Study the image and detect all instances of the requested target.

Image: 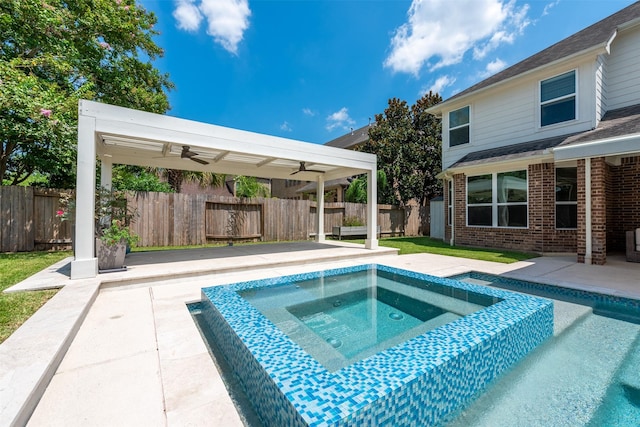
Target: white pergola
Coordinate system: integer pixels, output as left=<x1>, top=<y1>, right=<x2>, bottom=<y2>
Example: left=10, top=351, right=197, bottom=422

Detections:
left=71, top=100, right=378, bottom=279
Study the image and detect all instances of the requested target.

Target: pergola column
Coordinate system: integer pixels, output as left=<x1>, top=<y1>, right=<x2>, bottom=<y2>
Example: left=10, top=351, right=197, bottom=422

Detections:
left=70, top=115, right=98, bottom=279
left=315, top=175, right=325, bottom=242
left=365, top=168, right=378, bottom=249
left=101, top=157, right=113, bottom=190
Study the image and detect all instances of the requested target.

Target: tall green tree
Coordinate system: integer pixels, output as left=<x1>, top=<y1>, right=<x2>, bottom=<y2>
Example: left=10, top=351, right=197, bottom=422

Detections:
left=359, top=92, right=443, bottom=206
left=0, top=0, right=173, bottom=186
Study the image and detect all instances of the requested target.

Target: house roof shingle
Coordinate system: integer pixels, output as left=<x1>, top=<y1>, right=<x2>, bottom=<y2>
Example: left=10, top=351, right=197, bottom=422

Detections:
left=440, top=1, right=640, bottom=107
left=324, top=124, right=372, bottom=149
left=450, top=103, right=640, bottom=169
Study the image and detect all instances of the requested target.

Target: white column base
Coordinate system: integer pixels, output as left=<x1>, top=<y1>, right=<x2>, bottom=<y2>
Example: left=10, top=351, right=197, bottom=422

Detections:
left=71, top=258, right=98, bottom=279
left=365, top=238, right=378, bottom=249
left=315, top=233, right=326, bottom=243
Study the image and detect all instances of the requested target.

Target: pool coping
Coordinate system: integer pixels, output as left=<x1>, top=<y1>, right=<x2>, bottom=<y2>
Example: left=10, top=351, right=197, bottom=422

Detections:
left=201, top=263, right=555, bottom=426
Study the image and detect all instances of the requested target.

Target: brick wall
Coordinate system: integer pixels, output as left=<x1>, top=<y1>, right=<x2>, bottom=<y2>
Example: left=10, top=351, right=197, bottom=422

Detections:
left=451, top=164, right=577, bottom=254
left=447, top=155, right=639, bottom=260
left=590, top=157, right=607, bottom=265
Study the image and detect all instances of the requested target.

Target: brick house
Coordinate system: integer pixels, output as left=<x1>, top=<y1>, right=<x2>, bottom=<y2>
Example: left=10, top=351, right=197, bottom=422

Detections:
left=427, top=2, right=640, bottom=265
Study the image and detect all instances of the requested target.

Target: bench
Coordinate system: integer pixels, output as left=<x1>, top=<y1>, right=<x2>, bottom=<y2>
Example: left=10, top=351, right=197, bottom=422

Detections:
left=332, top=226, right=381, bottom=240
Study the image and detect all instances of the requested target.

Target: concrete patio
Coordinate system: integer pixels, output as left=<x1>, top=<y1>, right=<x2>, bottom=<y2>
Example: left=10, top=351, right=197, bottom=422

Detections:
left=2, top=241, right=640, bottom=426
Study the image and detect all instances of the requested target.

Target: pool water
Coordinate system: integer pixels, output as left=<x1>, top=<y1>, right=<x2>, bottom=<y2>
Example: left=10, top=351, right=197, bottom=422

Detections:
left=240, top=269, right=499, bottom=370
left=289, top=288, right=429, bottom=359
left=448, top=272, right=640, bottom=426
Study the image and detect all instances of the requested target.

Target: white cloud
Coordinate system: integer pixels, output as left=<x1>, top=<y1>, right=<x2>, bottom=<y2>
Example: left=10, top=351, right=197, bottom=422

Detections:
left=484, top=58, right=507, bottom=76
left=425, top=75, right=456, bottom=95
left=173, top=0, right=203, bottom=31
left=280, top=121, right=292, bottom=132
left=302, top=108, right=316, bottom=117
left=326, top=107, right=355, bottom=132
left=542, top=0, right=561, bottom=16
left=173, top=0, right=251, bottom=55
left=384, top=0, right=530, bottom=76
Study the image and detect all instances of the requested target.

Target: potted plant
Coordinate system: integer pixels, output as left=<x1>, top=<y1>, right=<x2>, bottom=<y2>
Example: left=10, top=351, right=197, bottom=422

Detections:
left=94, top=188, right=139, bottom=272
left=332, top=216, right=380, bottom=240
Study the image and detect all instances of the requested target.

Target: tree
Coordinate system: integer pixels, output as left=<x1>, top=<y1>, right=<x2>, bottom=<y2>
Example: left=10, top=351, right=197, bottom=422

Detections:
left=234, top=176, right=270, bottom=198
left=111, top=165, right=173, bottom=193
left=344, top=170, right=388, bottom=204
left=359, top=92, right=443, bottom=206
left=160, top=169, right=226, bottom=193
left=0, top=0, right=173, bottom=186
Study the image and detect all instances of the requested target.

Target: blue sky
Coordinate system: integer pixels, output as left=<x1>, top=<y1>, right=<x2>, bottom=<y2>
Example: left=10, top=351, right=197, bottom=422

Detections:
left=142, top=0, right=636, bottom=144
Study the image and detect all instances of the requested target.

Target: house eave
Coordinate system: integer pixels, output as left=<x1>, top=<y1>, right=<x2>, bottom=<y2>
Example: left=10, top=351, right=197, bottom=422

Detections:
left=442, top=153, right=555, bottom=176
left=553, top=132, right=640, bottom=161
left=426, top=40, right=613, bottom=117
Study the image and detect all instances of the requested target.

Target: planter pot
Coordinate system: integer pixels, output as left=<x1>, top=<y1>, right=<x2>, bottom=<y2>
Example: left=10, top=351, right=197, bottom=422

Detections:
left=95, top=238, right=127, bottom=272
left=332, top=225, right=381, bottom=240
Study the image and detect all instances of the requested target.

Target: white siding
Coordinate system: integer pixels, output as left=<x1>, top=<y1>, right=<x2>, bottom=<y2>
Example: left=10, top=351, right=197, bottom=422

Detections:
left=443, top=62, right=597, bottom=169
left=606, top=28, right=640, bottom=110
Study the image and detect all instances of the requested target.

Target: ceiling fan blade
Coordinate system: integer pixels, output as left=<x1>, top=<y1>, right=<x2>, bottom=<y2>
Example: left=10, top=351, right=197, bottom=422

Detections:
left=190, top=157, right=209, bottom=165
left=290, top=170, right=301, bottom=175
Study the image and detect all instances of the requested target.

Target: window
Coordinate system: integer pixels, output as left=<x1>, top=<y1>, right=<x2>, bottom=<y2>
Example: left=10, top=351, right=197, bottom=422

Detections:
left=556, top=167, right=577, bottom=229
left=467, top=174, right=492, bottom=226
left=449, top=106, right=469, bottom=146
left=448, top=180, right=453, bottom=226
left=540, top=70, right=575, bottom=126
left=467, top=171, right=528, bottom=227
left=497, top=171, right=528, bottom=227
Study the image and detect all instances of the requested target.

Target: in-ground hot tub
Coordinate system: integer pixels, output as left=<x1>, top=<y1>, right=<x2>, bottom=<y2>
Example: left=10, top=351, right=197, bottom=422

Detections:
left=199, top=264, right=553, bottom=426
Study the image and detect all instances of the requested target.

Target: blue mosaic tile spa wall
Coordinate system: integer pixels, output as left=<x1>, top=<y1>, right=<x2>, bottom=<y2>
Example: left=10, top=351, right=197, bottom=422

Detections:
left=200, top=265, right=554, bottom=426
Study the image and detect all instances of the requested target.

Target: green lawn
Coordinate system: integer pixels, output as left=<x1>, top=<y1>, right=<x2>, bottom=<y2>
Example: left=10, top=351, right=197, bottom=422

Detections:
left=349, top=236, right=538, bottom=263
left=0, top=251, right=71, bottom=343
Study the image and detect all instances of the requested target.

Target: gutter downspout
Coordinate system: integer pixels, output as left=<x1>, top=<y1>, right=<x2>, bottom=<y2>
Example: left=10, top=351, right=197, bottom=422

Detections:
left=450, top=177, right=455, bottom=246
left=584, top=159, right=592, bottom=265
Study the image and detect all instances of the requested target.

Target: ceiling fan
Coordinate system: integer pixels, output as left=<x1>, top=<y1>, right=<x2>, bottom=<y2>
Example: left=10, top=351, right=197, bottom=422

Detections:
left=291, top=161, right=325, bottom=175
left=181, top=146, right=209, bottom=165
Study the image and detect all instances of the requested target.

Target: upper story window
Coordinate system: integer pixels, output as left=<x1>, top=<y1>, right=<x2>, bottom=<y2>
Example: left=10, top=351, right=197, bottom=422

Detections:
left=449, top=106, right=470, bottom=146
left=540, top=70, right=576, bottom=127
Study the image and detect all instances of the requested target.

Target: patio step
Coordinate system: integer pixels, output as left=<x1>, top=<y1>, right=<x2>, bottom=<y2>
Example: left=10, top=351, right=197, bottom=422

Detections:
left=99, top=243, right=398, bottom=289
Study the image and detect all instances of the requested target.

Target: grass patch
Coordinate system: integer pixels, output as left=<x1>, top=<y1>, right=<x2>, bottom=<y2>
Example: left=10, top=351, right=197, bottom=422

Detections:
left=348, top=236, right=537, bottom=263
left=0, top=251, right=71, bottom=343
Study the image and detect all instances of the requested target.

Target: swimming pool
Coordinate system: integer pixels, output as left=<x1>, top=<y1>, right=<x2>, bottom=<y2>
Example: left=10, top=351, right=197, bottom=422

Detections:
left=198, top=264, right=553, bottom=426
left=239, top=268, right=501, bottom=371
left=447, top=272, right=640, bottom=426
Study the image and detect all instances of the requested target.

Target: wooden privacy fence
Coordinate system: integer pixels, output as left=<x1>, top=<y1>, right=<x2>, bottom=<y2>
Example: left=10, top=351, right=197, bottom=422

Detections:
left=0, top=187, right=430, bottom=252
left=0, top=186, right=73, bottom=252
